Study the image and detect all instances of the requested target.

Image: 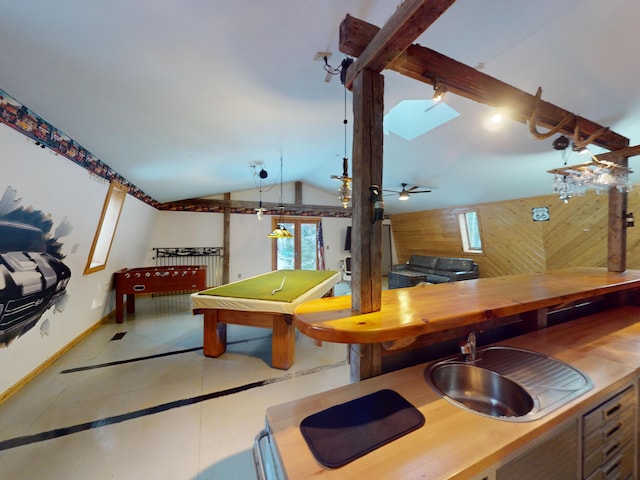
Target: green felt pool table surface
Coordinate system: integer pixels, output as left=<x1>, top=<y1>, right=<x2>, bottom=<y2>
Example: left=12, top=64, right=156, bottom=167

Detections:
left=198, top=269, right=338, bottom=303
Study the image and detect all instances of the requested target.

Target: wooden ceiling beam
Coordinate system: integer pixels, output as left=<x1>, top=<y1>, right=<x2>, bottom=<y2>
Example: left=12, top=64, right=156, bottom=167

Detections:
left=342, top=0, right=456, bottom=88
left=340, top=14, right=629, bottom=152
left=158, top=198, right=351, bottom=216
left=595, top=145, right=640, bottom=163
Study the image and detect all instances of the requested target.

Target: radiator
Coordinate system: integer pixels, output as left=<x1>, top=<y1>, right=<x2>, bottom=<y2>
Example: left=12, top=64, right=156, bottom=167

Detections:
left=153, top=247, right=223, bottom=288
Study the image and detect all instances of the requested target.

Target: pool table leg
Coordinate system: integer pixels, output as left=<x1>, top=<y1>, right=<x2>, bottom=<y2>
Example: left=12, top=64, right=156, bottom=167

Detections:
left=271, top=314, right=295, bottom=370
left=203, top=310, right=227, bottom=357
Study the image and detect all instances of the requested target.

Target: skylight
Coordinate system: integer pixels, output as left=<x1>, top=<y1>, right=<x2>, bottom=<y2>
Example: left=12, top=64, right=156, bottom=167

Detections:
left=383, top=99, right=459, bottom=141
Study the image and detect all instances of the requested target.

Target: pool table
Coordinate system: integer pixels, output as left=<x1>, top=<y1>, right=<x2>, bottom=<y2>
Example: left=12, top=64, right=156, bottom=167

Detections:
left=191, top=269, right=341, bottom=369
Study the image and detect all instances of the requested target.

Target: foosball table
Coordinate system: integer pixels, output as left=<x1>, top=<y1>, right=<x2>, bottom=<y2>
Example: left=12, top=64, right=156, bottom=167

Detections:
left=114, top=265, right=207, bottom=323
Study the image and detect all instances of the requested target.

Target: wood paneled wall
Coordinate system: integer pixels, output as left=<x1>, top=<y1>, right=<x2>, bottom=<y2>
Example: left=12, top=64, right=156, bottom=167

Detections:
left=390, top=189, right=640, bottom=278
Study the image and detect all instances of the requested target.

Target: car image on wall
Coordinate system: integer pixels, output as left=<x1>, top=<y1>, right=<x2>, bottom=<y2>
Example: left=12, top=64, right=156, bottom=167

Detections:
left=0, top=220, right=71, bottom=346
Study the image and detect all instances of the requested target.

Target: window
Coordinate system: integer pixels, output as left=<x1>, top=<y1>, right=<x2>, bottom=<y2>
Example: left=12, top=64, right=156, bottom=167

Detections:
left=458, top=210, right=483, bottom=253
left=271, top=217, right=321, bottom=270
left=84, top=181, right=126, bottom=274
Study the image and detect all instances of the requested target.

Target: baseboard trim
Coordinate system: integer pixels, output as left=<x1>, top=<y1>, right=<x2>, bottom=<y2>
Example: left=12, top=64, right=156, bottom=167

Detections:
left=0, top=311, right=114, bottom=405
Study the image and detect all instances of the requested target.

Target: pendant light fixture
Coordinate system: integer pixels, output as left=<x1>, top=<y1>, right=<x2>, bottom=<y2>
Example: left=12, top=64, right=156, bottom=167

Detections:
left=267, top=155, right=294, bottom=238
left=253, top=165, right=268, bottom=221
left=331, top=86, right=352, bottom=208
left=255, top=190, right=266, bottom=220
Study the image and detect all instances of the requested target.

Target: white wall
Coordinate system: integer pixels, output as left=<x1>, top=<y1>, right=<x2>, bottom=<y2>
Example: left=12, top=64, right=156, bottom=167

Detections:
left=148, top=187, right=352, bottom=282
left=145, top=210, right=224, bottom=264
left=0, top=124, right=155, bottom=393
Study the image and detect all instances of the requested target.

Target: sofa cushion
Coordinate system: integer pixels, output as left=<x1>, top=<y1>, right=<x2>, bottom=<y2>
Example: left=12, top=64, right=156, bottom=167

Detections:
left=435, top=257, right=476, bottom=272
left=408, top=255, right=439, bottom=269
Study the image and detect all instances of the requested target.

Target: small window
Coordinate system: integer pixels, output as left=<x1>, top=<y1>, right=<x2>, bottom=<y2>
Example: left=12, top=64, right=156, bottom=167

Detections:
left=458, top=210, right=482, bottom=253
left=84, top=181, right=126, bottom=274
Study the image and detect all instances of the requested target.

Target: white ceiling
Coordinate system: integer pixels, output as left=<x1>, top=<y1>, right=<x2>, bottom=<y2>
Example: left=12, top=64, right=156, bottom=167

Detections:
left=1, top=0, right=639, bottom=214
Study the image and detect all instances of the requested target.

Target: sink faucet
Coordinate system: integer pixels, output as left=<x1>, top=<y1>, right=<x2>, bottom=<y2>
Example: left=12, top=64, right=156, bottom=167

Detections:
left=460, top=331, right=477, bottom=363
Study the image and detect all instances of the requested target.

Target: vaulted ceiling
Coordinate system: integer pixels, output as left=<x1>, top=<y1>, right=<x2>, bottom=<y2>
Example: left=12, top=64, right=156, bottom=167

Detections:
left=1, top=0, right=639, bottom=214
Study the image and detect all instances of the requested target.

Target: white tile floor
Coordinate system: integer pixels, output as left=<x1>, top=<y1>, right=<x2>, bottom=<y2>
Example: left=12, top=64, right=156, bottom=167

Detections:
left=0, top=280, right=355, bottom=480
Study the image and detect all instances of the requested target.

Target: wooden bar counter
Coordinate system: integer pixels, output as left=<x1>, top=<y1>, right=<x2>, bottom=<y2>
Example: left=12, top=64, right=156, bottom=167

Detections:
left=294, top=268, right=640, bottom=344
left=294, top=268, right=640, bottom=379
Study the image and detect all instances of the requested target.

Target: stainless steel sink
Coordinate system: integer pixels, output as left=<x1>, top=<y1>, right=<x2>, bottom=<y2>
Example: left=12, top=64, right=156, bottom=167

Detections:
left=425, top=346, right=593, bottom=421
left=430, top=363, right=535, bottom=418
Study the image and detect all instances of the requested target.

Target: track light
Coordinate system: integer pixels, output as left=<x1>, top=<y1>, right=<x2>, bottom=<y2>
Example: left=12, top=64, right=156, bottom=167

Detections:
left=432, top=83, right=447, bottom=103
left=572, top=143, right=590, bottom=155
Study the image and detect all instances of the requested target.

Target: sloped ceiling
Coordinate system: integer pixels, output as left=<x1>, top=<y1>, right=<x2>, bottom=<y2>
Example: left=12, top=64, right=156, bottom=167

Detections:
left=1, top=0, right=639, bottom=214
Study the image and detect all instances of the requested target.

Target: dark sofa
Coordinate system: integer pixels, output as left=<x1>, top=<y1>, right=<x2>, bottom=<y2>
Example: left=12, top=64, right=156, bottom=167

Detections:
left=389, top=255, right=479, bottom=289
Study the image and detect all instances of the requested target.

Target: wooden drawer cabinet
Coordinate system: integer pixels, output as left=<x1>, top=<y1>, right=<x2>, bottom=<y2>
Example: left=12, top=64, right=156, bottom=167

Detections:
left=582, top=386, right=635, bottom=479
left=584, top=441, right=634, bottom=480
left=583, top=408, right=634, bottom=476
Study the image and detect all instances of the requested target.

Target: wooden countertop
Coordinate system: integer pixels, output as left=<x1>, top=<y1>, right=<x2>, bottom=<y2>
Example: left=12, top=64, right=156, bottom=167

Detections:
left=267, top=305, right=640, bottom=479
left=294, top=267, right=640, bottom=344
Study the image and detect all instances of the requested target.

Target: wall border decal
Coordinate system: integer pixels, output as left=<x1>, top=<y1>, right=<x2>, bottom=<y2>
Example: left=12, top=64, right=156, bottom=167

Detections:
left=0, top=88, right=160, bottom=208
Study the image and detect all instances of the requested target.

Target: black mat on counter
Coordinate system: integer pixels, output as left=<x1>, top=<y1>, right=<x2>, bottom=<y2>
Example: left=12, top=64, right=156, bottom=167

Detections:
left=299, top=389, right=425, bottom=468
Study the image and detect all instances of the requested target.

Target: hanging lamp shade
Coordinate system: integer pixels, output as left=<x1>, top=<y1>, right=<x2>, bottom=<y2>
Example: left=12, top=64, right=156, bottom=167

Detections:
left=268, top=157, right=293, bottom=239
left=267, top=224, right=294, bottom=238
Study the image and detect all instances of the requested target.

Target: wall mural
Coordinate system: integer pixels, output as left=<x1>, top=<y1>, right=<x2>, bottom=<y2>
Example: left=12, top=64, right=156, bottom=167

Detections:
left=0, top=186, right=72, bottom=346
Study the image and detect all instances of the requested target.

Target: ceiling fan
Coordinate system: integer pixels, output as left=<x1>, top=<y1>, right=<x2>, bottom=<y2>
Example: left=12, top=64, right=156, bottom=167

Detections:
left=383, top=183, right=431, bottom=201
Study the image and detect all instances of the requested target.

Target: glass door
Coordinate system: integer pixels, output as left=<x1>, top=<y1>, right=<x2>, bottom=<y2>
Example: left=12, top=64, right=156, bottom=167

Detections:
left=275, top=221, right=295, bottom=270
left=299, top=222, right=318, bottom=270
left=272, top=217, right=320, bottom=270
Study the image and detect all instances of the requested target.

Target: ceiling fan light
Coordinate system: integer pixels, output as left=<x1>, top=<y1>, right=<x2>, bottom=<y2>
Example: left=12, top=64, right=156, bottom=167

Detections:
left=398, top=191, right=410, bottom=201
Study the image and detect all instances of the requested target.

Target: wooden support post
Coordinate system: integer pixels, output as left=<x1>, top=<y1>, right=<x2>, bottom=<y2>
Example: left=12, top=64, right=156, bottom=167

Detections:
left=351, top=69, right=384, bottom=314
left=295, top=181, right=303, bottom=204
left=349, top=343, right=382, bottom=383
left=608, top=187, right=627, bottom=272
left=521, top=308, right=548, bottom=332
left=349, top=69, right=385, bottom=381
left=223, top=192, right=230, bottom=285
left=607, top=158, right=628, bottom=272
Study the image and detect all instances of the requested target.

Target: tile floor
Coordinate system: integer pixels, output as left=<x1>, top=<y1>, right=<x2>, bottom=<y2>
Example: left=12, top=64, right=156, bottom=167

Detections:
left=0, top=280, right=356, bottom=480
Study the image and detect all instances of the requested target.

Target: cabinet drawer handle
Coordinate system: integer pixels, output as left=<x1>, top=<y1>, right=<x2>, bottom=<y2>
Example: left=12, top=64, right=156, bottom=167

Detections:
left=604, top=422, right=622, bottom=439
left=604, top=441, right=620, bottom=460
left=603, top=403, right=621, bottom=420
left=603, top=455, right=622, bottom=480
